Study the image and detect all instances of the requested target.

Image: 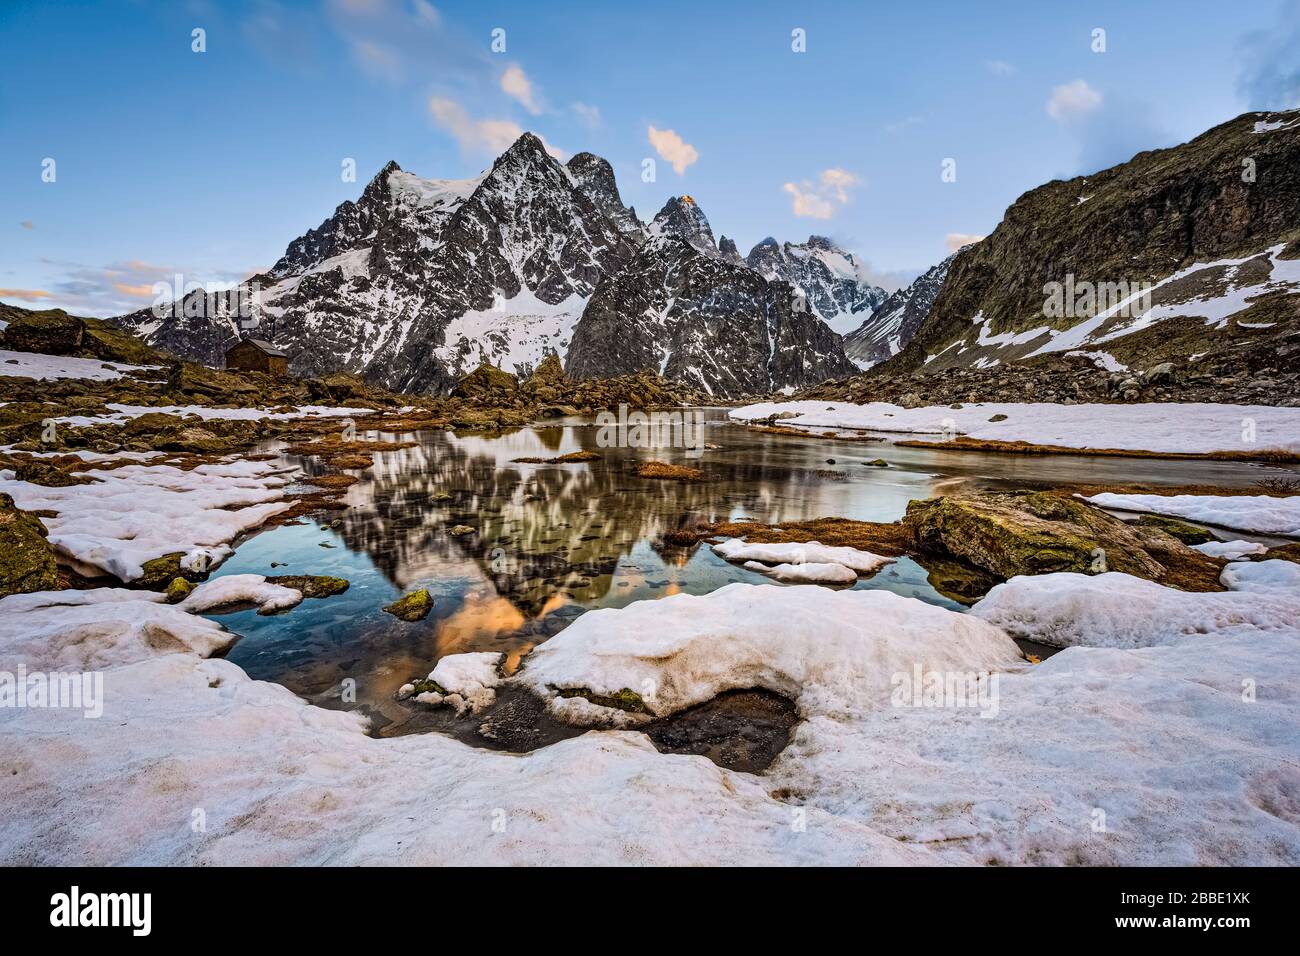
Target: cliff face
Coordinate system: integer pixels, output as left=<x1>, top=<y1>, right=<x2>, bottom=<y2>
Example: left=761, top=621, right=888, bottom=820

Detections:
left=890, top=109, right=1300, bottom=375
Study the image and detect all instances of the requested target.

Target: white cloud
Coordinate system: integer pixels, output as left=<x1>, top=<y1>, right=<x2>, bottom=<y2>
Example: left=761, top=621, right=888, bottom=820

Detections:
left=647, top=126, right=699, bottom=175
left=573, top=102, right=602, bottom=128
left=1047, top=79, right=1103, bottom=121
left=819, top=168, right=857, bottom=203
left=783, top=168, right=860, bottom=219
left=986, top=59, right=1016, bottom=76
left=945, top=232, right=984, bottom=253
left=429, top=96, right=565, bottom=158
left=500, top=64, right=541, bottom=115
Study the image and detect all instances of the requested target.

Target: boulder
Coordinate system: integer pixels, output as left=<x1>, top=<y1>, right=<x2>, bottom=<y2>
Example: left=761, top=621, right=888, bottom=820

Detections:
left=384, top=588, right=433, bottom=622
left=524, top=352, right=565, bottom=389
left=904, top=491, right=1171, bottom=581
left=451, top=362, right=518, bottom=402
left=1, top=312, right=85, bottom=355
left=0, top=492, right=59, bottom=598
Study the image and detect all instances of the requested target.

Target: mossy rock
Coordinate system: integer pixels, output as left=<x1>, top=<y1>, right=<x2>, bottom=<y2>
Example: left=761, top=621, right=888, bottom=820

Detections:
left=865, top=458, right=889, bottom=467
left=451, top=362, right=518, bottom=401
left=12, top=459, right=92, bottom=487
left=164, top=576, right=195, bottom=603
left=1, top=311, right=85, bottom=355
left=0, top=492, right=59, bottom=598
left=266, top=574, right=350, bottom=599
left=904, top=490, right=1167, bottom=581
left=408, top=677, right=448, bottom=697
left=556, top=686, right=651, bottom=714
left=1134, top=514, right=1215, bottom=545
left=138, top=552, right=207, bottom=588
left=524, top=352, right=566, bottom=388
left=383, top=587, right=433, bottom=622
left=1265, top=543, right=1300, bottom=565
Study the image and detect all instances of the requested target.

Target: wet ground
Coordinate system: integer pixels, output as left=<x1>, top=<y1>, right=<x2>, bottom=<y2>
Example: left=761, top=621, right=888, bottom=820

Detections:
left=205, top=408, right=1296, bottom=755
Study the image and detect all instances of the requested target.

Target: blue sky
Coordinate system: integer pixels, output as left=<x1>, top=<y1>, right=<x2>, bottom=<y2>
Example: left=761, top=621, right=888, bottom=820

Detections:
left=3, top=0, right=1298, bottom=315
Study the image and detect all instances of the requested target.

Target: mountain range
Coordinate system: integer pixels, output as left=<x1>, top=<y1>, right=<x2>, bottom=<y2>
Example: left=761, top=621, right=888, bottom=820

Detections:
left=117, top=134, right=893, bottom=398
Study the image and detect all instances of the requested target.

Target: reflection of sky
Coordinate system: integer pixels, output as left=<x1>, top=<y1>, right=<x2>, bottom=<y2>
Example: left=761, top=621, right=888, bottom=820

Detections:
left=210, top=415, right=1253, bottom=732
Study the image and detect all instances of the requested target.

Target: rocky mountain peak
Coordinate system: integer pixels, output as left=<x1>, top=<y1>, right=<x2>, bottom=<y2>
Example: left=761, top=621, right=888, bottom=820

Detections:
left=745, top=235, right=886, bottom=335
left=717, top=235, right=743, bottom=265
left=649, top=196, right=717, bottom=254
left=566, top=152, right=642, bottom=237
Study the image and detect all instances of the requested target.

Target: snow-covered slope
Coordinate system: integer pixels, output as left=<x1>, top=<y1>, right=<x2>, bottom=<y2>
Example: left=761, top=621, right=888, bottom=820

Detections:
left=844, top=254, right=953, bottom=368
left=746, top=236, right=887, bottom=335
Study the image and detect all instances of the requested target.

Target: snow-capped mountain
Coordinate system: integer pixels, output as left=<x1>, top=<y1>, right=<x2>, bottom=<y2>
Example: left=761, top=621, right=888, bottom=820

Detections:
left=843, top=254, right=953, bottom=368
left=647, top=195, right=718, bottom=256
left=116, top=133, right=860, bottom=397
left=745, top=235, right=887, bottom=335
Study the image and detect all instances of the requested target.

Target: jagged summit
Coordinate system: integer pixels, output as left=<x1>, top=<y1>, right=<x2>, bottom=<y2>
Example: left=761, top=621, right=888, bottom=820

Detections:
left=566, top=151, right=642, bottom=237
left=648, top=195, right=717, bottom=255
left=745, top=235, right=886, bottom=335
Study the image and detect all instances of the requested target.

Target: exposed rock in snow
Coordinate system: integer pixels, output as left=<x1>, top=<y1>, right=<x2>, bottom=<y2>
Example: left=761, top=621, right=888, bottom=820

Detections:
left=648, top=195, right=717, bottom=255
left=410, top=651, right=505, bottom=714
left=843, top=254, right=952, bottom=366
left=731, top=400, right=1300, bottom=455
left=566, top=232, right=857, bottom=398
left=1086, top=492, right=1300, bottom=536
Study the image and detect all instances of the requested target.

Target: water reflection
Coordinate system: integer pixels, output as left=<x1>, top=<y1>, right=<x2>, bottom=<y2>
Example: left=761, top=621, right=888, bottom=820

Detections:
left=215, top=409, right=1282, bottom=734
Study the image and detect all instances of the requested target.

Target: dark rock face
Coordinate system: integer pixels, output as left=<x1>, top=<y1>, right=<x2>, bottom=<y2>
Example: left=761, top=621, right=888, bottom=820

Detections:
left=566, top=234, right=857, bottom=398
left=844, top=254, right=953, bottom=368
left=717, top=235, right=743, bottom=265
left=889, top=109, right=1300, bottom=376
left=566, top=152, right=642, bottom=238
left=745, top=235, right=886, bottom=334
